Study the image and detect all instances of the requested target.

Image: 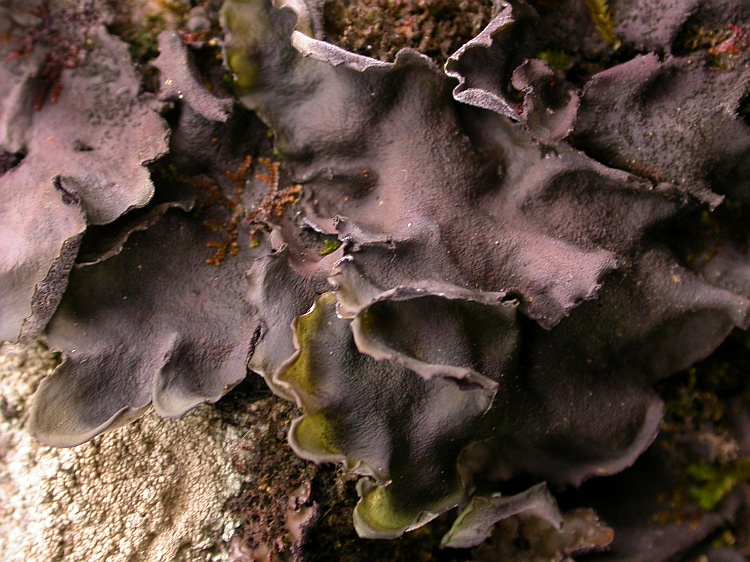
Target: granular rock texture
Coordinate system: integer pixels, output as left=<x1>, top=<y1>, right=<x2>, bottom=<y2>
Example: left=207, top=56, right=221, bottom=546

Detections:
left=0, top=343, right=247, bottom=562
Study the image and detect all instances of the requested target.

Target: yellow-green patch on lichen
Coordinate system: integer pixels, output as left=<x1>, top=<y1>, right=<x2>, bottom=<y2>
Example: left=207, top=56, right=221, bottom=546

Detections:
left=221, top=0, right=270, bottom=95
left=355, top=484, right=426, bottom=537
left=291, top=412, right=343, bottom=458
left=354, top=479, right=462, bottom=540
left=277, top=293, right=334, bottom=398
left=277, top=293, right=347, bottom=463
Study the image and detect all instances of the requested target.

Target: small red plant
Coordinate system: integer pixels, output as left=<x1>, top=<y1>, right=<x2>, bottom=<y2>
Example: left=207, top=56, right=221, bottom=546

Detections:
left=2, top=0, right=99, bottom=110
left=709, top=23, right=750, bottom=56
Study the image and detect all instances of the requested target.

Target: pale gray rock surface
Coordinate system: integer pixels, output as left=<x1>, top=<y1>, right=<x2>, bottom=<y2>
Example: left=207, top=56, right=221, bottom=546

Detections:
left=0, top=342, right=250, bottom=562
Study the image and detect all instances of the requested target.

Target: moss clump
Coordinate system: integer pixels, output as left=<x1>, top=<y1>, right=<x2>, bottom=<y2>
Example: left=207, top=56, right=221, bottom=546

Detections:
left=1, top=0, right=100, bottom=110
left=320, top=239, right=342, bottom=256
left=673, top=23, right=750, bottom=69
left=582, top=0, right=619, bottom=48
left=687, top=459, right=750, bottom=511
left=217, top=391, right=315, bottom=557
left=322, top=0, right=495, bottom=65
left=105, top=0, right=226, bottom=94
left=652, top=330, right=750, bottom=548
left=104, top=0, right=191, bottom=63
left=536, top=50, right=574, bottom=73
left=658, top=330, right=750, bottom=437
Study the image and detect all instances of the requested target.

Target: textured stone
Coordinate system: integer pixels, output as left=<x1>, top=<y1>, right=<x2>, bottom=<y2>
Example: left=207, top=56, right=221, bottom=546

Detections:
left=0, top=342, right=248, bottom=562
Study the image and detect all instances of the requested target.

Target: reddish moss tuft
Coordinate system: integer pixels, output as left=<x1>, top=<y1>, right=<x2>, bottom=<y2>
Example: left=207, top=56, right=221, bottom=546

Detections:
left=2, top=0, right=100, bottom=110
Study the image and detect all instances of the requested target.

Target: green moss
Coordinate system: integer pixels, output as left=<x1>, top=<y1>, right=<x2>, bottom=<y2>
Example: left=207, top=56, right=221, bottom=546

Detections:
left=583, top=0, right=620, bottom=49
left=652, top=331, right=750, bottom=529
left=660, top=367, right=725, bottom=434
left=713, top=529, right=737, bottom=549
left=659, top=330, right=750, bottom=435
left=128, top=14, right=167, bottom=63
left=675, top=26, right=734, bottom=55
left=687, top=459, right=750, bottom=511
left=320, top=239, right=342, bottom=256
left=536, top=50, right=574, bottom=73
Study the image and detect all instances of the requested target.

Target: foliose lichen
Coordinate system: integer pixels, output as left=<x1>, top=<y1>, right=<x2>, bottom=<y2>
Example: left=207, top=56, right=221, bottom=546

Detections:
left=2, top=0, right=750, bottom=558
